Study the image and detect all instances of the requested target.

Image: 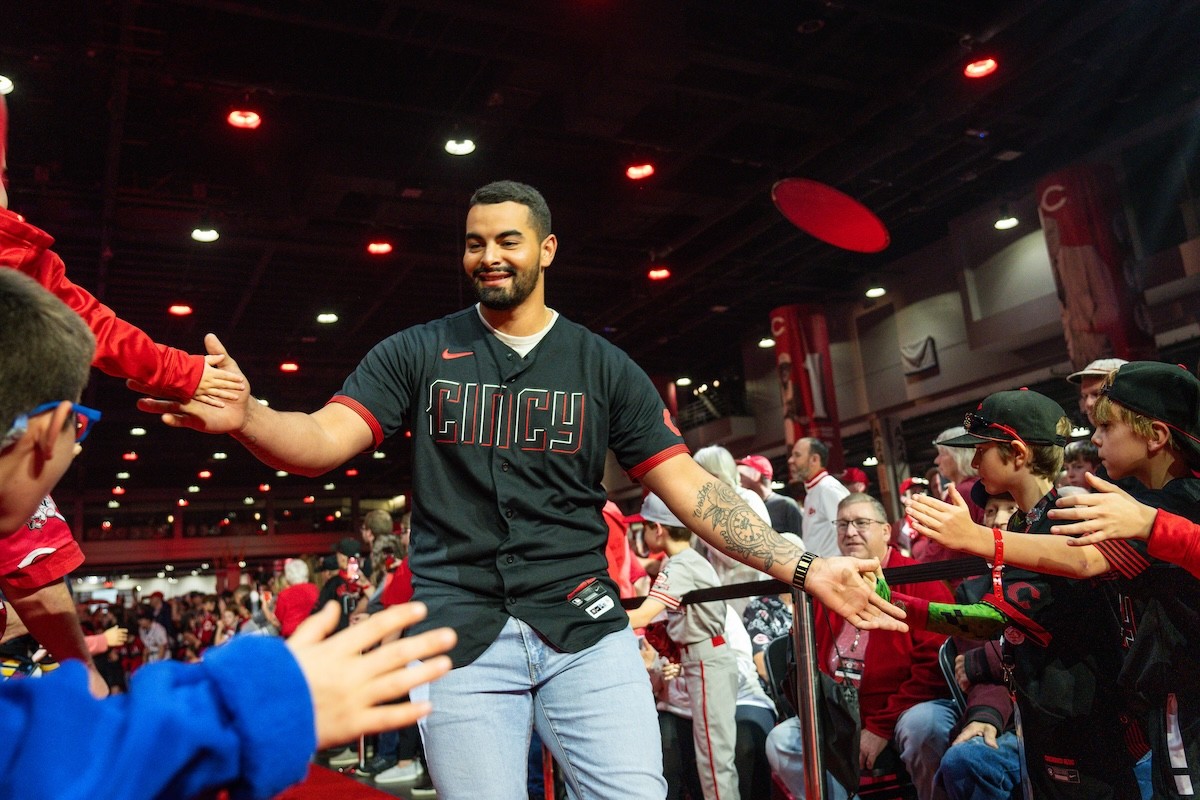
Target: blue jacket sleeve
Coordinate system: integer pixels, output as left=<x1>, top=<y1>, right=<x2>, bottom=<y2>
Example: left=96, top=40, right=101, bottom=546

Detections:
left=0, top=636, right=315, bottom=800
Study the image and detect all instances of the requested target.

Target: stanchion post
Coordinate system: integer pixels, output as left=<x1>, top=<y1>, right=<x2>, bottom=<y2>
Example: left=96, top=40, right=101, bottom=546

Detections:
left=791, top=586, right=826, bottom=800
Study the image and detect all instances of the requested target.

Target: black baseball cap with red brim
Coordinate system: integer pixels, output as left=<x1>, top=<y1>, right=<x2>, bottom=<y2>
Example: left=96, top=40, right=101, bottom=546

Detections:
left=1103, top=362, right=1200, bottom=467
left=938, top=389, right=1068, bottom=450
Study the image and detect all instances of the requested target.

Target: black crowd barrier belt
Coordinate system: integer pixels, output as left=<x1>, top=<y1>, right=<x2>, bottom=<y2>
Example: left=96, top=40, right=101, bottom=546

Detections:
left=619, top=555, right=989, bottom=609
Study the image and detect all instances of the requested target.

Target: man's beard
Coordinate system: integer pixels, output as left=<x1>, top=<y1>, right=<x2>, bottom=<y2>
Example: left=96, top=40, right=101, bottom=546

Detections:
left=473, top=266, right=540, bottom=311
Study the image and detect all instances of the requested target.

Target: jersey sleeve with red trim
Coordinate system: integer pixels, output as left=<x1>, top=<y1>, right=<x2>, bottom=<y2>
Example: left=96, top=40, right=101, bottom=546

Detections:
left=647, top=557, right=694, bottom=610
left=0, top=496, right=85, bottom=592
left=333, top=327, right=425, bottom=449
left=1093, top=537, right=1154, bottom=580
left=605, top=352, right=687, bottom=479
left=0, top=209, right=204, bottom=399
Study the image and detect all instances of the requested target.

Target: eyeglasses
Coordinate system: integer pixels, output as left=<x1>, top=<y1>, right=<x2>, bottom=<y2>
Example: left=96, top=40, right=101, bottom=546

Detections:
left=1, top=401, right=102, bottom=450
left=835, top=517, right=885, bottom=533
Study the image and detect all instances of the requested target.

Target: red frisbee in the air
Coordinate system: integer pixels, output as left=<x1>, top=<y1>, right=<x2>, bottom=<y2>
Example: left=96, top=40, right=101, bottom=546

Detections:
left=771, top=177, right=890, bottom=253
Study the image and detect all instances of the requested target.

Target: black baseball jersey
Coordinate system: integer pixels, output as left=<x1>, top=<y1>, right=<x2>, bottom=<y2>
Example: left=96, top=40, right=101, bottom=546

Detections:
left=987, top=489, right=1141, bottom=799
left=1093, top=477, right=1200, bottom=798
left=333, top=307, right=687, bottom=665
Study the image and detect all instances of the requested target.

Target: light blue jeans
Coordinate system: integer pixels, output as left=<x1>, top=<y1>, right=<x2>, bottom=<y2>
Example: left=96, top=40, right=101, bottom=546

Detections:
left=411, top=617, right=667, bottom=800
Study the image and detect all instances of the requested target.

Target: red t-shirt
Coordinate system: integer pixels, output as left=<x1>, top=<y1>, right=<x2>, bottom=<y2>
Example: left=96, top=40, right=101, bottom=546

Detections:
left=0, top=495, right=84, bottom=592
left=274, top=583, right=319, bottom=637
left=380, top=559, right=414, bottom=607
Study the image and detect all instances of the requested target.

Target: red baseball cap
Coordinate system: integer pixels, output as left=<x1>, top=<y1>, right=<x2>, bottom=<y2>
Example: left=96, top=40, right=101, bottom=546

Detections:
left=842, top=467, right=869, bottom=486
left=736, top=455, right=773, bottom=481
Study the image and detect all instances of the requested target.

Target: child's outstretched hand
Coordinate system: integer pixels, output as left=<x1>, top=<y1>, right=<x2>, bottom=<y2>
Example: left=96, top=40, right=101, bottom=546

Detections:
left=290, top=602, right=455, bottom=749
left=192, top=356, right=246, bottom=408
left=1047, top=472, right=1157, bottom=545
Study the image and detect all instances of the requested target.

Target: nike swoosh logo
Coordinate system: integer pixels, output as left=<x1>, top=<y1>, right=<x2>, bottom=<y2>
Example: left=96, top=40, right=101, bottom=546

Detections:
left=441, top=348, right=474, bottom=360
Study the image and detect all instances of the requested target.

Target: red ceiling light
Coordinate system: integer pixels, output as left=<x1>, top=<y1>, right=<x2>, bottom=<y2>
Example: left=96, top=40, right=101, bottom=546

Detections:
left=345, top=468, right=359, bottom=477
left=227, top=109, right=262, bottom=129
left=112, top=486, right=126, bottom=496
left=168, top=304, right=193, bottom=316
left=367, top=241, right=394, bottom=255
left=625, top=163, right=655, bottom=180
left=258, top=483, right=271, bottom=492
left=647, top=267, right=671, bottom=281
left=198, top=470, right=212, bottom=479
left=303, top=495, right=315, bottom=504
left=279, top=362, right=299, bottom=373
left=122, top=451, right=138, bottom=461
left=963, top=57, right=998, bottom=78
left=177, top=498, right=189, bottom=507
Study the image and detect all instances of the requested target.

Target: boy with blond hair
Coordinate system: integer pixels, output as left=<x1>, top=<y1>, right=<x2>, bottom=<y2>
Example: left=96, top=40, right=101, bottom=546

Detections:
left=910, top=362, right=1200, bottom=797
left=895, top=388, right=1142, bottom=798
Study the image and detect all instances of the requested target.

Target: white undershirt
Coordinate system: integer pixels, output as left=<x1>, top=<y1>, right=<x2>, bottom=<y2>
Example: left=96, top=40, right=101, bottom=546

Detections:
left=475, top=304, right=559, bottom=357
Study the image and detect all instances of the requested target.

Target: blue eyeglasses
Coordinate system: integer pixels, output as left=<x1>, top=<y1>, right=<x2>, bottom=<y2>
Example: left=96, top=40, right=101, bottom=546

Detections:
left=1, top=401, right=102, bottom=450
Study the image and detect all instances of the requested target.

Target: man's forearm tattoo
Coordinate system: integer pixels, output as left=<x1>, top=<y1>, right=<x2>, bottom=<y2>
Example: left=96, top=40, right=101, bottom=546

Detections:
left=693, top=481, right=797, bottom=570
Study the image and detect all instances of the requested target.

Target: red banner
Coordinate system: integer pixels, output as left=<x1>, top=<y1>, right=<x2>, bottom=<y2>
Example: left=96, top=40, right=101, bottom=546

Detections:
left=1036, top=163, right=1156, bottom=366
left=769, top=304, right=842, bottom=470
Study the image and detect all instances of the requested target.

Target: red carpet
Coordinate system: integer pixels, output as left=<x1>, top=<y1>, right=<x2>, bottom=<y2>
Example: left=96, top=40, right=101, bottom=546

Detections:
left=272, top=764, right=397, bottom=799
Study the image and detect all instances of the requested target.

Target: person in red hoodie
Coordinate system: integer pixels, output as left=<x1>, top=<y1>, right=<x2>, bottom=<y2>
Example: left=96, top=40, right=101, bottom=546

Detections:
left=0, top=94, right=244, bottom=697
left=766, top=493, right=953, bottom=800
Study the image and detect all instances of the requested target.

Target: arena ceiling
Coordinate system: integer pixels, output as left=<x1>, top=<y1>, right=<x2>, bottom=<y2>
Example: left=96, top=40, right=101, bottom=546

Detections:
left=3, top=0, right=1198, bottom=502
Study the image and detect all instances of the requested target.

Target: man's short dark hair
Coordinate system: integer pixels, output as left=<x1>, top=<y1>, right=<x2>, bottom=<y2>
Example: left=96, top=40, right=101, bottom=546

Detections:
left=470, top=181, right=552, bottom=241
left=0, top=271, right=95, bottom=437
left=804, top=437, right=830, bottom=468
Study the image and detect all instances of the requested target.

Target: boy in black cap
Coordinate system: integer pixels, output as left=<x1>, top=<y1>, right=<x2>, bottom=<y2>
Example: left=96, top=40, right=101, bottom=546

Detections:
left=896, top=389, right=1142, bottom=798
left=313, top=538, right=374, bottom=632
left=912, top=363, right=1200, bottom=797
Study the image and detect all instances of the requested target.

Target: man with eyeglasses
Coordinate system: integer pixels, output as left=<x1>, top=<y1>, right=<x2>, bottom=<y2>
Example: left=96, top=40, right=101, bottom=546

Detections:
left=767, top=493, right=954, bottom=800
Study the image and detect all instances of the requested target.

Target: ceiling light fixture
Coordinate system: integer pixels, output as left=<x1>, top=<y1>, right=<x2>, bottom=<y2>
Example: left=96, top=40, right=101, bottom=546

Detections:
left=675, top=377, right=693, bottom=387
left=964, top=57, right=998, bottom=79
left=280, top=361, right=299, bottom=373
left=122, top=451, right=138, bottom=461
left=0, top=75, right=13, bottom=95
left=191, top=225, right=219, bottom=243
left=647, top=267, right=671, bottom=281
left=625, top=163, right=655, bottom=180
left=130, top=427, right=146, bottom=436
left=346, top=468, right=358, bottom=476
left=177, top=498, right=189, bottom=507
left=445, top=138, right=476, bottom=156
left=198, top=470, right=212, bottom=479
left=226, top=108, right=262, bottom=130
left=367, top=241, right=393, bottom=255
left=275, top=470, right=288, bottom=477
left=758, top=337, right=775, bottom=349
left=317, top=312, right=338, bottom=324
left=168, top=304, right=193, bottom=316
left=116, top=471, right=130, bottom=480
left=994, top=204, right=1019, bottom=230
left=112, top=486, right=125, bottom=496
left=212, top=452, right=228, bottom=460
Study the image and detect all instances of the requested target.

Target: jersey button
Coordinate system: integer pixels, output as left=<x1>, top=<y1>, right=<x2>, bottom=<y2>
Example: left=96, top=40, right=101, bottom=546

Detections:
left=505, top=508, right=515, bottom=519
left=501, top=461, right=510, bottom=472
left=505, top=555, right=516, bottom=564
left=506, top=596, right=516, bottom=606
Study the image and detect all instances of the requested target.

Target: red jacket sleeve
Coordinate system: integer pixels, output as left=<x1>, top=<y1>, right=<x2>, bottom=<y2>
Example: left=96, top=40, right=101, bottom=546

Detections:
left=1147, top=509, right=1200, bottom=579
left=0, top=209, right=204, bottom=399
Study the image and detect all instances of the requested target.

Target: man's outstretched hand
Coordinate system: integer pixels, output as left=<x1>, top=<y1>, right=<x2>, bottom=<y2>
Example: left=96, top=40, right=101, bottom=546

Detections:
left=805, top=556, right=908, bottom=632
left=134, top=333, right=250, bottom=433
